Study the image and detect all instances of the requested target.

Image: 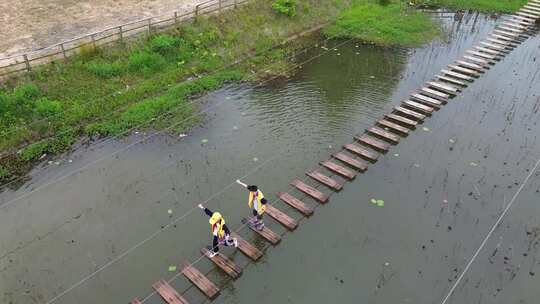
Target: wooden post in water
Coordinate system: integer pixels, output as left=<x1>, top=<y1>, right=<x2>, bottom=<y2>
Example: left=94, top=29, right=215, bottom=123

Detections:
left=23, top=54, right=31, bottom=71
left=60, top=43, right=67, bottom=59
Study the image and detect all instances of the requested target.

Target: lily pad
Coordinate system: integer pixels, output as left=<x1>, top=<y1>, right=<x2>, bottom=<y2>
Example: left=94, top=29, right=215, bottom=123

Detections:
left=168, top=265, right=177, bottom=272
left=377, top=200, right=385, bottom=207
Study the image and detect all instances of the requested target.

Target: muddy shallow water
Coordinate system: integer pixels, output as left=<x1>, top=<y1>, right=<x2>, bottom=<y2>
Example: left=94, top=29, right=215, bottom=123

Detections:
left=1, top=12, right=540, bottom=304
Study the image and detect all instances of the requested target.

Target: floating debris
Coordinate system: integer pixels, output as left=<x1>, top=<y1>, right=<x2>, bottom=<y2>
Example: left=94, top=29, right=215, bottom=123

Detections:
left=413, top=163, right=421, bottom=168
left=168, top=265, right=177, bottom=272
left=179, top=133, right=187, bottom=138
left=48, top=161, right=53, bottom=165
left=201, top=139, right=209, bottom=144
left=253, top=157, right=259, bottom=162
left=68, top=159, right=73, bottom=163
left=168, top=209, right=173, bottom=215
left=384, top=262, right=390, bottom=266
left=394, top=153, right=399, bottom=157
left=369, top=76, right=375, bottom=79
left=469, top=162, right=479, bottom=167
left=422, top=127, right=430, bottom=132
left=337, top=53, right=341, bottom=56
left=370, top=199, right=385, bottom=207
left=54, top=161, right=60, bottom=165
left=449, top=138, right=456, bottom=143
left=232, top=126, right=239, bottom=130
left=329, top=145, right=333, bottom=149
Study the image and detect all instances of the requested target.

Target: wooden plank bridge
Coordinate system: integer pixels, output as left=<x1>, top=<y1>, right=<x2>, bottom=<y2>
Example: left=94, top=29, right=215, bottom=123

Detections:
left=131, top=2, right=540, bottom=303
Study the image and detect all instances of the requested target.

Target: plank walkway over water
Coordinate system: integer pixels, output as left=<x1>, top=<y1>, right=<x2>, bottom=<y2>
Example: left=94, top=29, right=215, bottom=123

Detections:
left=265, top=204, right=298, bottom=230
left=182, top=264, right=220, bottom=299
left=152, top=280, right=189, bottom=304
left=201, top=248, right=242, bottom=279
left=291, top=179, right=329, bottom=203
left=132, top=2, right=539, bottom=302
left=277, top=192, right=314, bottom=216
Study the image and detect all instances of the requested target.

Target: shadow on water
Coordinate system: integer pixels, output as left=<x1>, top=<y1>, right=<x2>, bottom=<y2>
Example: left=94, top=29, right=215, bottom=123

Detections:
left=1, top=11, right=540, bottom=304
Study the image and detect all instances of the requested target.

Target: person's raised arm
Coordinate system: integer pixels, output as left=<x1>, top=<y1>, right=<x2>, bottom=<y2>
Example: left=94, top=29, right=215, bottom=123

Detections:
left=198, top=203, right=213, bottom=217
left=236, top=179, right=248, bottom=188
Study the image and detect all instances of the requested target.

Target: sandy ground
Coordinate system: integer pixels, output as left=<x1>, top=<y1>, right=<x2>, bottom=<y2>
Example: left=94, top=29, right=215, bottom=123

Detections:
left=0, top=0, right=204, bottom=58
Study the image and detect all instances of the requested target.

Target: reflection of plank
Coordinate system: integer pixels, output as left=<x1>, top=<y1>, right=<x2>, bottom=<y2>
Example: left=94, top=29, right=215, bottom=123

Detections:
left=307, top=170, right=344, bottom=191
left=367, top=127, right=400, bottom=144
left=230, top=232, right=262, bottom=261
left=376, top=119, right=410, bottom=135
left=265, top=204, right=298, bottom=230
left=394, top=106, right=426, bottom=121
left=201, top=248, right=242, bottom=279
left=356, top=134, right=390, bottom=152
left=320, top=160, right=356, bottom=180
left=344, top=143, right=379, bottom=162
left=291, top=179, right=329, bottom=203
left=245, top=219, right=281, bottom=245
left=152, top=279, right=189, bottom=304
left=182, top=264, right=220, bottom=299
left=277, top=192, right=314, bottom=216
left=332, top=152, right=368, bottom=171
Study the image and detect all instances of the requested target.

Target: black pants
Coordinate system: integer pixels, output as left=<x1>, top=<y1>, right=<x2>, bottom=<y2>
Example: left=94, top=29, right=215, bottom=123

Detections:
left=252, top=209, right=263, bottom=219
left=212, top=224, right=233, bottom=253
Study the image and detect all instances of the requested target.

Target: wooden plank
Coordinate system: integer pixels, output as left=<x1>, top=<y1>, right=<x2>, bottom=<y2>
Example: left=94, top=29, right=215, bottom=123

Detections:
left=290, top=179, right=329, bottom=203
left=384, top=113, right=418, bottom=128
left=497, top=25, right=524, bottom=33
left=307, top=170, right=344, bottom=190
left=376, top=119, right=410, bottom=135
left=508, top=15, right=535, bottom=24
left=466, top=50, right=497, bottom=61
left=344, top=143, right=379, bottom=162
left=394, top=106, right=426, bottom=121
left=440, top=69, right=474, bottom=81
left=320, top=160, right=357, bottom=180
left=473, top=46, right=503, bottom=56
left=516, top=11, right=539, bottom=19
left=462, top=55, right=490, bottom=66
left=520, top=8, right=540, bottom=15
left=491, top=33, right=520, bottom=43
left=426, top=81, right=459, bottom=95
left=265, top=204, right=298, bottom=230
left=410, top=93, right=443, bottom=107
left=435, top=75, right=468, bottom=87
left=479, top=41, right=510, bottom=52
left=403, top=100, right=435, bottom=114
left=246, top=221, right=281, bottom=245
left=420, top=87, right=450, bottom=100
left=501, top=21, right=529, bottom=30
left=332, top=152, right=368, bottom=171
left=182, top=265, right=220, bottom=299
left=230, top=232, right=263, bottom=261
left=277, top=192, right=314, bottom=216
left=524, top=4, right=540, bottom=11
left=367, top=126, right=400, bottom=144
left=356, top=134, right=390, bottom=152
left=131, top=298, right=143, bottom=304
left=201, top=248, right=242, bottom=279
left=448, top=64, right=481, bottom=76
left=486, top=37, right=515, bottom=47
left=455, top=60, right=485, bottom=72
left=152, top=279, right=189, bottom=304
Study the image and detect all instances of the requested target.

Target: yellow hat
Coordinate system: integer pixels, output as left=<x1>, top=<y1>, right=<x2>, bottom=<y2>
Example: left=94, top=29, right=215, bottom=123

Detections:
left=209, top=212, right=223, bottom=225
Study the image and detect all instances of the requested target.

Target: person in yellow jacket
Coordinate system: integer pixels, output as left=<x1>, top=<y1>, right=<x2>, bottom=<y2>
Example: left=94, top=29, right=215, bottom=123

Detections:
left=236, top=180, right=267, bottom=231
left=198, top=203, right=237, bottom=257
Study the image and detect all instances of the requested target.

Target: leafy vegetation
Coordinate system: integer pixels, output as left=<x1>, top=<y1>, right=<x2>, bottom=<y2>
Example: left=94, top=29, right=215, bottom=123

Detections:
left=411, top=0, right=527, bottom=13
left=272, top=0, right=297, bottom=17
left=324, top=2, right=440, bottom=47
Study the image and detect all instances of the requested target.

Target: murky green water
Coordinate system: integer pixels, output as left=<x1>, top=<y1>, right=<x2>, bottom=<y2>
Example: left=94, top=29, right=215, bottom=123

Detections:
left=1, top=12, right=540, bottom=304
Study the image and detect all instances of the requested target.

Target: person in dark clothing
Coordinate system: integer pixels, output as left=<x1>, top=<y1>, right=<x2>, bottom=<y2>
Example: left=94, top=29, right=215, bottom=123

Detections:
left=198, top=204, right=237, bottom=257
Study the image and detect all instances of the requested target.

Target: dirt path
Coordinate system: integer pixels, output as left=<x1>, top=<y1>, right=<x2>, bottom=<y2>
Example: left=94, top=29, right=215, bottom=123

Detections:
left=0, top=0, right=204, bottom=58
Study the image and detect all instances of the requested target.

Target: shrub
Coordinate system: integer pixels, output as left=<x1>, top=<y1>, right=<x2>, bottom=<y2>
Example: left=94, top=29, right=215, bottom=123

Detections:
left=127, top=51, right=166, bottom=72
left=85, top=60, right=125, bottom=78
left=35, top=98, right=63, bottom=117
left=272, top=0, right=297, bottom=17
left=149, top=34, right=180, bottom=55
left=0, top=166, right=7, bottom=179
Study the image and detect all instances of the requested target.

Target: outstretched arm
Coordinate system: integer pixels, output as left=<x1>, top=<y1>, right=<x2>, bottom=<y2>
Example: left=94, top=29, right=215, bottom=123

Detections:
left=198, top=204, right=213, bottom=217
left=236, top=179, right=248, bottom=188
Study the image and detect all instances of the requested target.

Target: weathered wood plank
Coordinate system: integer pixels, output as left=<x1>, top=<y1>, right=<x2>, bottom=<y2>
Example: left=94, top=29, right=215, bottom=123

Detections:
left=520, top=8, right=540, bottom=15
left=440, top=69, right=474, bottom=81
left=182, top=264, right=220, bottom=299
left=435, top=75, right=468, bottom=87
left=307, top=170, right=344, bottom=190
left=376, top=119, right=410, bottom=135
left=131, top=298, right=143, bottom=304
left=356, top=134, right=390, bottom=152
left=491, top=33, right=520, bottom=43
left=516, top=11, right=539, bottom=19
left=320, top=160, right=356, bottom=180
left=485, top=37, right=515, bottom=48
left=501, top=21, right=529, bottom=30
left=277, top=192, right=314, bottom=216
left=474, top=46, right=503, bottom=56
left=230, top=232, right=263, bottom=261
left=479, top=41, right=510, bottom=52
left=448, top=64, right=481, bottom=76
left=394, top=106, right=426, bottom=121
left=420, top=87, right=450, bottom=101
left=466, top=50, right=497, bottom=61
left=291, top=179, right=329, bottom=203
left=455, top=60, right=485, bottom=72
left=508, top=15, right=535, bottom=24
left=245, top=219, right=282, bottom=245
left=332, top=152, right=368, bottom=171
left=426, top=81, right=459, bottom=95
left=497, top=25, right=524, bottom=33
left=411, top=93, right=443, bottom=107
left=367, top=126, right=400, bottom=144
left=403, top=100, right=435, bottom=114
left=462, top=55, right=491, bottom=67
left=152, top=279, right=189, bottom=304
left=385, top=113, right=418, bottom=128
left=344, top=143, right=379, bottom=162
left=265, top=204, right=298, bottom=230
left=201, top=248, right=242, bottom=279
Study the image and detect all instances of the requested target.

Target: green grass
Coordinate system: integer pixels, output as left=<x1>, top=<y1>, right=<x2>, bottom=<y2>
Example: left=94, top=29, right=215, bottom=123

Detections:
left=413, top=0, right=527, bottom=13
left=324, top=2, right=440, bottom=47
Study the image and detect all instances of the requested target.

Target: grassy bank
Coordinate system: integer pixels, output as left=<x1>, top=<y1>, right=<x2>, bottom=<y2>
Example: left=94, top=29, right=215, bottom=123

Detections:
left=324, top=2, right=440, bottom=47
left=0, top=0, right=446, bottom=183
left=413, top=0, right=527, bottom=13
